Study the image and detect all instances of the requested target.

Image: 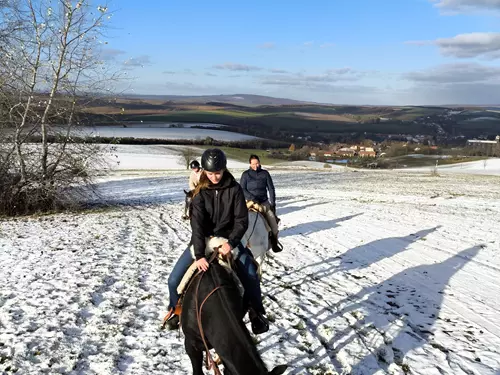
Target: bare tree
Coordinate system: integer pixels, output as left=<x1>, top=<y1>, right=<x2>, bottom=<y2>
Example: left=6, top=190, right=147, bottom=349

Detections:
left=0, top=0, right=122, bottom=215
left=178, top=147, right=201, bottom=169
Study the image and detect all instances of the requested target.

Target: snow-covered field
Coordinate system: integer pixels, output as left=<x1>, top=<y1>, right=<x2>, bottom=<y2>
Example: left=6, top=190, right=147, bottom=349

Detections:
left=101, top=144, right=249, bottom=171
left=2, top=168, right=500, bottom=374
left=100, top=145, right=500, bottom=177
left=402, top=158, right=500, bottom=176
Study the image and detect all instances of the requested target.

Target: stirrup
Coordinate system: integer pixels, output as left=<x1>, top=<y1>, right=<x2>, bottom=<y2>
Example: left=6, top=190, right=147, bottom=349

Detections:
left=161, top=307, right=180, bottom=330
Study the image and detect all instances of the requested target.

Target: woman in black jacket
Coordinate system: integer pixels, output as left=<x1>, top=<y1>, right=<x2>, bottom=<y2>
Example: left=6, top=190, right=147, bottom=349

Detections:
left=163, top=149, right=269, bottom=334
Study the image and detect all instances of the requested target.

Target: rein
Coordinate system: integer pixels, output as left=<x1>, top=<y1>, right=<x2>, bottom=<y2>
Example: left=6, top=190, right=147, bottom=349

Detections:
left=193, top=246, right=227, bottom=375
left=246, top=209, right=259, bottom=240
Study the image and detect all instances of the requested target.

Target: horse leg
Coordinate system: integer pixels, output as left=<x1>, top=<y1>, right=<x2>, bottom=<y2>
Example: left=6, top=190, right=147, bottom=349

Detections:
left=184, top=338, right=204, bottom=375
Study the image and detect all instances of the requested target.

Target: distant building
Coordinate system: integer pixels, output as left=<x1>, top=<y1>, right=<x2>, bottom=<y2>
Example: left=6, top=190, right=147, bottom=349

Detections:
left=467, top=135, right=499, bottom=146
left=361, top=147, right=374, bottom=152
left=466, top=135, right=500, bottom=155
left=337, top=148, right=355, bottom=157
left=359, top=150, right=376, bottom=158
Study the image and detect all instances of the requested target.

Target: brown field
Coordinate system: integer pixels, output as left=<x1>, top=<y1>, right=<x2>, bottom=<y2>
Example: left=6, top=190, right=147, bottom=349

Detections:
left=85, top=103, right=220, bottom=115
left=293, top=112, right=357, bottom=122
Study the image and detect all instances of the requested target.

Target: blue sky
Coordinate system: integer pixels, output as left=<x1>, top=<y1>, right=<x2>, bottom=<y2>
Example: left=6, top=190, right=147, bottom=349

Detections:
left=102, top=0, right=500, bottom=105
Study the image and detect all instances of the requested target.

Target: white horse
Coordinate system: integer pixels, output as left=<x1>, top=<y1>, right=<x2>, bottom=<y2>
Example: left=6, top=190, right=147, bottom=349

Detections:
left=240, top=210, right=271, bottom=264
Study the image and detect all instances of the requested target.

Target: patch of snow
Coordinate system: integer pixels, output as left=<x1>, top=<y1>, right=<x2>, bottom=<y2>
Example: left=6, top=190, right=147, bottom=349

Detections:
left=401, top=158, right=500, bottom=176
left=273, top=160, right=346, bottom=170
left=466, top=117, right=498, bottom=122
left=100, top=144, right=248, bottom=171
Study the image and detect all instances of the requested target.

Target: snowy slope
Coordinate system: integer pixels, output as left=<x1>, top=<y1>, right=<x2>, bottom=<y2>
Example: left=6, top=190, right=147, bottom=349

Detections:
left=1, top=171, right=500, bottom=374
left=400, top=158, right=500, bottom=176
left=273, top=161, right=346, bottom=170
left=101, top=144, right=249, bottom=171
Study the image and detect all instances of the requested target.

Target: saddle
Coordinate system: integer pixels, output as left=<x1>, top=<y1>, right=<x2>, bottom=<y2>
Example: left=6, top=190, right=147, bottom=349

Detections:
left=245, top=200, right=283, bottom=253
left=245, top=201, right=272, bottom=233
left=177, top=237, right=245, bottom=297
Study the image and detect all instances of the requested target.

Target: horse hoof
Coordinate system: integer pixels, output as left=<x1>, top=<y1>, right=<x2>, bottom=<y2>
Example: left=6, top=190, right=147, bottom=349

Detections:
left=269, top=364, right=288, bottom=375
left=250, top=313, right=269, bottom=335
left=164, top=315, right=180, bottom=330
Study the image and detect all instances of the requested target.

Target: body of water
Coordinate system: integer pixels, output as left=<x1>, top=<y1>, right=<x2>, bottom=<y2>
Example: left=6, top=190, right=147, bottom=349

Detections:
left=64, top=123, right=259, bottom=142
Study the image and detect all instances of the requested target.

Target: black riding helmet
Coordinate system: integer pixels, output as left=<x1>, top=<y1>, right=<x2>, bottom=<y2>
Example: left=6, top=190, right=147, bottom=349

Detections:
left=201, top=148, right=227, bottom=172
left=189, top=160, right=200, bottom=169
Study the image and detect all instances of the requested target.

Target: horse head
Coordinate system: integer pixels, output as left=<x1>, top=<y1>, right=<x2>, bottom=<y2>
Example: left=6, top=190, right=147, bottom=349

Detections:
left=182, top=190, right=194, bottom=220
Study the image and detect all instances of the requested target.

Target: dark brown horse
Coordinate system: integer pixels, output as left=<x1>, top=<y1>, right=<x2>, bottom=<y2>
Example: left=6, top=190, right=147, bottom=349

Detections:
left=181, top=258, right=287, bottom=375
left=182, top=189, right=193, bottom=220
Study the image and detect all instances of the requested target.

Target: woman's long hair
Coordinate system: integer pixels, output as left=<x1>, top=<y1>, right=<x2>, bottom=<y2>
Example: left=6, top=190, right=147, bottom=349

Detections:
left=193, top=171, right=211, bottom=198
left=192, top=169, right=229, bottom=198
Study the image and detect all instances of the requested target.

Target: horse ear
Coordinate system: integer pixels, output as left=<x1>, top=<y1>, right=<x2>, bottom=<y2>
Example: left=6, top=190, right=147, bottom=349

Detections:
left=184, top=189, right=189, bottom=195
left=269, top=365, right=288, bottom=375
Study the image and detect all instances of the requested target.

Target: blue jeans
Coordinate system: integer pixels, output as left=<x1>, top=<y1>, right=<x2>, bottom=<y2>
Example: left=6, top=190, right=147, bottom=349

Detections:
left=235, top=245, right=265, bottom=314
left=167, top=245, right=265, bottom=314
left=167, top=247, right=195, bottom=309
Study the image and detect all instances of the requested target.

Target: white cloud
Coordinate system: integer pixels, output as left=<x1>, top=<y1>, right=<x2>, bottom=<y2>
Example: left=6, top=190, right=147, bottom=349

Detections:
left=100, top=48, right=126, bottom=61
left=258, top=42, right=276, bottom=49
left=261, top=68, right=369, bottom=86
left=404, top=62, right=500, bottom=83
left=269, top=68, right=289, bottom=74
left=407, top=32, right=500, bottom=58
left=325, top=68, right=353, bottom=75
left=123, top=55, right=152, bottom=68
left=431, top=0, right=500, bottom=13
left=213, top=63, right=262, bottom=71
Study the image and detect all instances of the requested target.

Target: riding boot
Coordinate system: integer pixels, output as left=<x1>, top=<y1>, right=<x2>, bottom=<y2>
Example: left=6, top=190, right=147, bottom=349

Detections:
left=270, top=233, right=283, bottom=253
left=249, top=308, right=269, bottom=335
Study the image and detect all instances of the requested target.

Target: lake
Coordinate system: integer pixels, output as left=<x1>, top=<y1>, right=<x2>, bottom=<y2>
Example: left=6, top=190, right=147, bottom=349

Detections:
left=70, top=123, right=259, bottom=142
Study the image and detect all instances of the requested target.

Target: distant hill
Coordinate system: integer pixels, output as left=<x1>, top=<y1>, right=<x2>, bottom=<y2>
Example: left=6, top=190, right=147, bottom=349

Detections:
left=120, top=94, right=313, bottom=107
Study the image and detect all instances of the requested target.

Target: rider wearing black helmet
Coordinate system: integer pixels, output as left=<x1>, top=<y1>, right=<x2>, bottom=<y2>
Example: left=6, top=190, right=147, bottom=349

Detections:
left=188, top=159, right=202, bottom=191
left=190, top=160, right=200, bottom=169
left=164, top=148, right=270, bottom=334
